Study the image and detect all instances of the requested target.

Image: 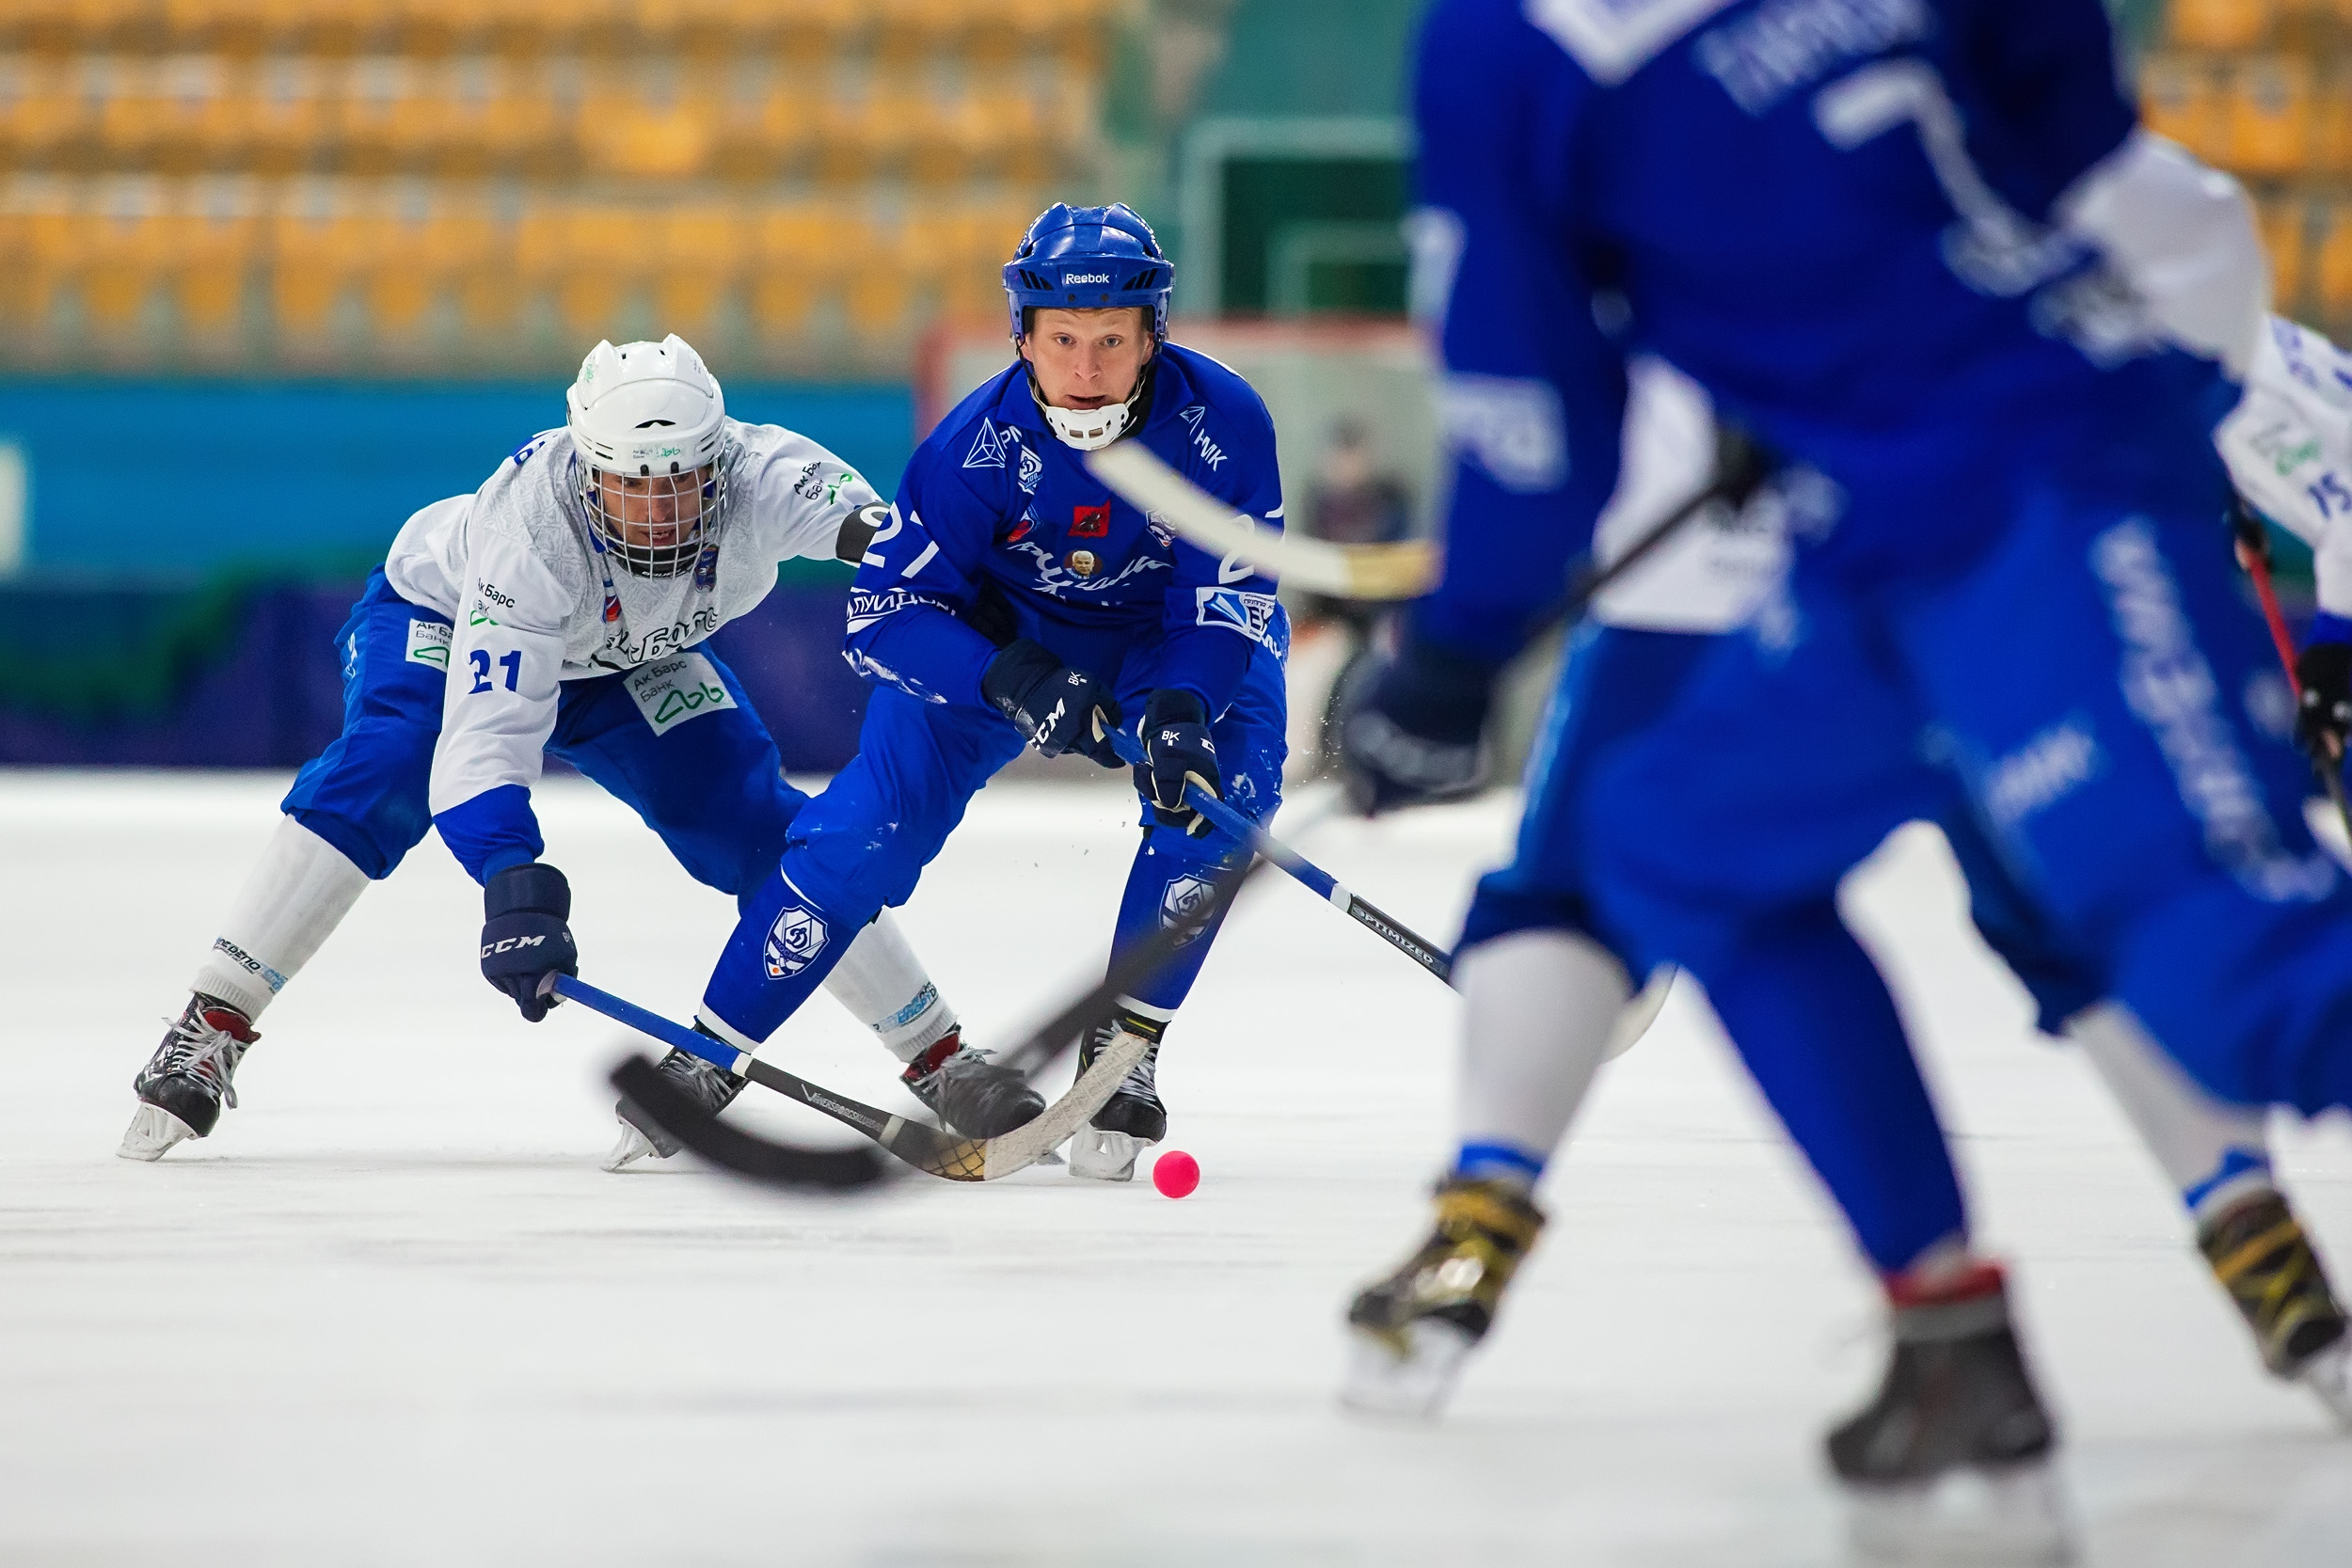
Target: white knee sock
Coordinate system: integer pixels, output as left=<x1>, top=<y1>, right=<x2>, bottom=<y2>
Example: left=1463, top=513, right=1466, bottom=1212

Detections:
left=187, top=816, right=373, bottom=1020
left=1453, top=928, right=1633, bottom=1191
left=2067, top=1001, right=2276, bottom=1223
left=820, top=910, right=959, bottom=1064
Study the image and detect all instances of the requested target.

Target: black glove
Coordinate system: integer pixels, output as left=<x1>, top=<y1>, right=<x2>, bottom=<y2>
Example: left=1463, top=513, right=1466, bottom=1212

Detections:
left=1339, top=633, right=1501, bottom=815
left=981, top=638, right=1123, bottom=766
left=2297, top=640, right=2352, bottom=760
left=480, top=863, right=578, bottom=1022
left=1138, top=689, right=1219, bottom=836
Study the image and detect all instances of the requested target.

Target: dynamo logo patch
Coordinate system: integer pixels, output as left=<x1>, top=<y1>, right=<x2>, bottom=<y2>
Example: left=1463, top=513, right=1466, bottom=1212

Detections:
left=764, top=904, right=831, bottom=979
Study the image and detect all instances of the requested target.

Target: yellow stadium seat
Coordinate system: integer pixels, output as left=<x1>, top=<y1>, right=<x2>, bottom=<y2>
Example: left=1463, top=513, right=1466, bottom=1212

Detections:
left=652, top=203, right=746, bottom=335
left=517, top=200, right=638, bottom=339
left=0, top=58, right=86, bottom=166
left=715, top=83, right=815, bottom=178
left=245, top=56, right=331, bottom=173
left=2170, top=0, right=2274, bottom=50
left=750, top=202, right=834, bottom=338
left=576, top=88, right=717, bottom=180
left=843, top=213, right=918, bottom=340
left=2221, top=56, right=2317, bottom=178
left=270, top=187, right=372, bottom=336
left=11, top=182, right=86, bottom=327
left=337, top=58, right=429, bottom=174
left=2139, top=55, right=2222, bottom=164
left=167, top=182, right=262, bottom=334
left=2261, top=198, right=2310, bottom=316
left=2313, top=200, right=2352, bottom=320
left=79, top=180, right=172, bottom=331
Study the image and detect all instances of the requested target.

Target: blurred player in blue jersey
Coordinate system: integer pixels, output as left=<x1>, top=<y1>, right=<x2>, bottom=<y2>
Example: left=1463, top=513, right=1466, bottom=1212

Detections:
left=1331, top=0, right=2352, bottom=1548
left=689, top=203, right=1290, bottom=1180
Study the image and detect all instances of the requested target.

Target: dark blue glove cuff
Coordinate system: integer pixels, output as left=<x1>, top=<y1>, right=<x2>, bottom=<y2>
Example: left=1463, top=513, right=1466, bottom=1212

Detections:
left=486, top=863, right=570, bottom=922
left=978, top=639, right=1063, bottom=720
left=1377, top=633, right=1505, bottom=745
left=1145, top=689, right=1209, bottom=730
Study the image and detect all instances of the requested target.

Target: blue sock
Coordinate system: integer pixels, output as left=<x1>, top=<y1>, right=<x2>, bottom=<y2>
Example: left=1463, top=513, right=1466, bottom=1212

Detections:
left=1454, top=1140, right=1545, bottom=1190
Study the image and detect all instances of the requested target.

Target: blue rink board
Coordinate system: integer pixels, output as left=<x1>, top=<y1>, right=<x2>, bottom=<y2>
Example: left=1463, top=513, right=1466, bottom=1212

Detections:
left=0, top=379, right=916, bottom=576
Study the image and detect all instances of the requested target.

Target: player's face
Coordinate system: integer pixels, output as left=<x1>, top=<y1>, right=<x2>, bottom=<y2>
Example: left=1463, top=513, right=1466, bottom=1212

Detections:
left=596, top=465, right=714, bottom=549
left=1021, top=308, right=1154, bottom=409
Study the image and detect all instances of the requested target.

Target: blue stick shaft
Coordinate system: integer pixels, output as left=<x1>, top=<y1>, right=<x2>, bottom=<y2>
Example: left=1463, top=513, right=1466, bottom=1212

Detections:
left=552, top=974, right=744, bottom=1072
left=1108, top=727, right=1454, bottom=981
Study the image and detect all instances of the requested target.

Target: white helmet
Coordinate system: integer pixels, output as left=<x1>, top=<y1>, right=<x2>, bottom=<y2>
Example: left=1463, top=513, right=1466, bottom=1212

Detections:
left=566, top=334, right=729, bottom=578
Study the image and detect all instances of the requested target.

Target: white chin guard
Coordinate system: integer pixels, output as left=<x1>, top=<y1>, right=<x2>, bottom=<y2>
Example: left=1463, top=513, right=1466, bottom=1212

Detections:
left=1041, top=400, right=1135, bottom=451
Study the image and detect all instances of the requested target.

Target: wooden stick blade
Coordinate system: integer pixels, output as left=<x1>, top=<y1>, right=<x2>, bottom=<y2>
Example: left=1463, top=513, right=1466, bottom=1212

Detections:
left=1086, top=442, right=1439, bottom=601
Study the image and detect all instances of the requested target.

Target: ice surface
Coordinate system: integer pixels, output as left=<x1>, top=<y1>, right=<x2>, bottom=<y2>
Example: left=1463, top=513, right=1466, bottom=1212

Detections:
left=2, top=771, right=2347, bottom=1566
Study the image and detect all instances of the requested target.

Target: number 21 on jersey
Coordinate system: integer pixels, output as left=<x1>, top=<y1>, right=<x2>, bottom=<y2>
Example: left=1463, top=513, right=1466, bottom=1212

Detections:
left=469, top=647, right=522, bottom=694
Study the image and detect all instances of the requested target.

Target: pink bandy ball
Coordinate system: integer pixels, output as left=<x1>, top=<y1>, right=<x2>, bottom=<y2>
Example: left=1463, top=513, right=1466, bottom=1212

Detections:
left=1152, top=1148, right=1200, bottom=1198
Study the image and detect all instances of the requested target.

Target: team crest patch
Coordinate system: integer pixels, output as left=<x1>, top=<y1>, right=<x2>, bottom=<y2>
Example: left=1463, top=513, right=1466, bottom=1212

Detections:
left=1018, top=445, right=1043, bottom=493
left=1159, top=874, right=1217, bottom=945
left=405, top=619, right=453, bottom=670
left=765, top=904, right=830, bottom=978
left=963, top=420, right=1008, bottom=469
left=1072, top=502, right=1110, bottom=538
left=622, top=651, right=738, bottom=736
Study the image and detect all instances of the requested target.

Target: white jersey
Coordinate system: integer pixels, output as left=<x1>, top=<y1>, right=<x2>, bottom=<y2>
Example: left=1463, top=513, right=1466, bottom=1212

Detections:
left=2216, top=316, right=2352, bottom=624
left=381, top=418, right=880, bottom=821
left=1601, top=320, right=2352, bottom=640
left=1588, top=356, right=1788, bottom=635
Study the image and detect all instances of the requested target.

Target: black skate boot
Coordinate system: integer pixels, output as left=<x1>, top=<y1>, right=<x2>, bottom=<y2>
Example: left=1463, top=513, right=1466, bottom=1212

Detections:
left=1829, top=1262, right=2074, bottom=1565
left=2199, top=1190, right=2352, bottom=1424
left=1069, top=1006, right=1167, bottom=1181
left=1342, top=1176, right=1545, bottom=1418
left=119, top=995, right=260, bottom=1161
left=901, top=1030, right=1044, bottom=1138
left=607, top=1037, right=747, bottom=1171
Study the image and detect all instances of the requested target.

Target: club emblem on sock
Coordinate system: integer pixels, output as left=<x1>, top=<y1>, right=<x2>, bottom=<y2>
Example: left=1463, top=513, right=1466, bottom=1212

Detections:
left=764, top=904, right=830, bottom=978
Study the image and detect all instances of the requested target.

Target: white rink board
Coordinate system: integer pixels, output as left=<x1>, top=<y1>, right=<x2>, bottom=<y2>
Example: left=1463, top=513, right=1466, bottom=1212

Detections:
left=1, top=771, right=2348, bottom=1567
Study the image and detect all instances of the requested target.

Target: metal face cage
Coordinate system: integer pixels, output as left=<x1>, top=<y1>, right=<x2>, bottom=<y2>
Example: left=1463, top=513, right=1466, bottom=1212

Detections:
left=579, top=457, right=727, bottom=578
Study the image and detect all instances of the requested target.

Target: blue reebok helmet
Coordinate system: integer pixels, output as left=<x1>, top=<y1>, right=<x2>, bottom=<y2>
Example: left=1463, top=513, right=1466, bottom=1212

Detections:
left=1002, top=202, right=1174, bottom=341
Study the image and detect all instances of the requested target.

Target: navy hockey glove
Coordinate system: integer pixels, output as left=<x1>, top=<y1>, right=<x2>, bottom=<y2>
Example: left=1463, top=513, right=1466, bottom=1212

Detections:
left=981, top=638, right=1123, bottom=767
left=1139, top=689, right=1220, bottom=836
left=1340, top=633, right=1501, bottom=815
left=480, top=863, right=578, bottom=1022
left=2297, top=640, right=2352, bottom=759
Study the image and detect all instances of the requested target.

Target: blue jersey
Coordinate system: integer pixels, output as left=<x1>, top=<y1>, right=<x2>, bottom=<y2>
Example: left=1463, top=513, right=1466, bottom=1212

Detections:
left=844, top=343, right=1286, bottom=717
left=1412, top=0, right=2233, bottom=665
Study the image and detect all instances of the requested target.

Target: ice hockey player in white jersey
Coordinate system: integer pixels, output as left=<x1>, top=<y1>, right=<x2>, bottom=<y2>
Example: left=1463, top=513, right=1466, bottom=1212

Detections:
left=121, top=336, right=1043, bottom=1165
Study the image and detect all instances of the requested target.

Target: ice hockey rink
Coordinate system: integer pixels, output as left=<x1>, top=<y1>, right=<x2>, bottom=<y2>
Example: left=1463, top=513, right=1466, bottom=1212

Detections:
left=4, top=769, right=2349, bottom=1567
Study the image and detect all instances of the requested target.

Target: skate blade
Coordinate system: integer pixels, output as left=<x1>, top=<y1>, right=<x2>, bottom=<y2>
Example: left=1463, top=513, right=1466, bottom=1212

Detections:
left=2294, top=1339, right=2352, bottom=1430
left=602, top=1121, right=669, bottom=1173
left=1339, top=1321, right=1475, bottom=1420
left=1070, top=1129, right=1147, bottom=1182
left=1843, top=1458, right=2076, bottom=1566
left=116, top=1103, right=197, bottom=1162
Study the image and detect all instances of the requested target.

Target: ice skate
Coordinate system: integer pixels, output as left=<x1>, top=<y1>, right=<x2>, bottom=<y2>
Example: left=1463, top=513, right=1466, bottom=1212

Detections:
left=1069, top=1008, right=1167, bottom=1181
left=1342, top=1176, right=1545, bottom=1418
left=2198, top=1190, right=2352, bottom=1426
left=606, top=1043, right=747, bottom=1171
left=1829, top=1264, right=2074, bottom=1566
left=901, top=1030, right=1044, bottom=1138
left=118, top=996, right=260, bottom=1161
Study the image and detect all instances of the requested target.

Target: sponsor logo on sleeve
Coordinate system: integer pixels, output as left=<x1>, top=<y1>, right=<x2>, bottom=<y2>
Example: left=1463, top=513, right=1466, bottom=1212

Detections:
left=1072, top=502, right=1110, bottom=538
left=1441, top=374, right=1567, bottom=493
left=1195, top=587, right=1280, bottom=646
left=405, top=619, right=453, bottom=670
left=846, top=587, right=954, bottom=632
left=621, top=651, right=739, bottom=736
left=764, top=904, right=830, bottom=978
left=792, top=459, right=825, bottom=499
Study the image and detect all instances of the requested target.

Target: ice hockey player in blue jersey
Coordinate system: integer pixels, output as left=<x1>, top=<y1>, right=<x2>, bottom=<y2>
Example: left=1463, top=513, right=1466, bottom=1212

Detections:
left=119, top=336, right=1020, bottom=1169
left=692, top=203, right=1289, bottom=1181
left=1332, top=0, right=2352, bottom=1551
